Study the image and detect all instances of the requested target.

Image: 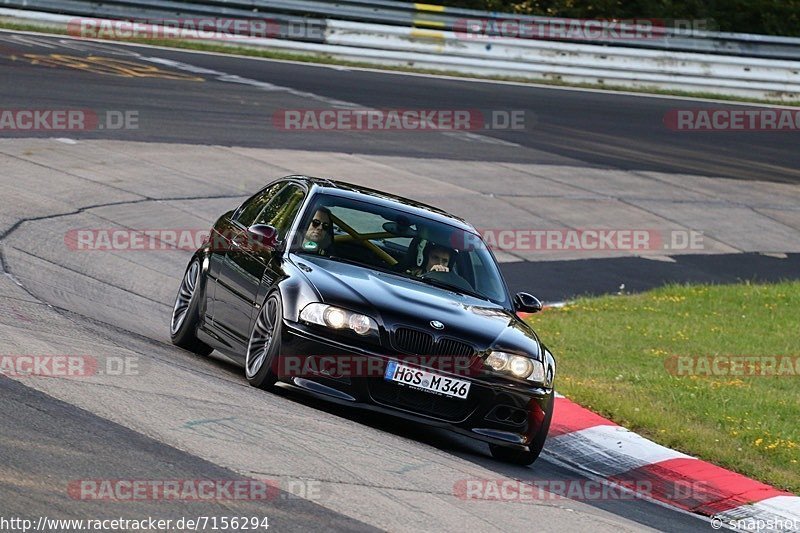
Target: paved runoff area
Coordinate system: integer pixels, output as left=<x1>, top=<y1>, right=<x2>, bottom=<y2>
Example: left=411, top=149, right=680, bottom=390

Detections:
left=3, top=139, right=799, bottom=262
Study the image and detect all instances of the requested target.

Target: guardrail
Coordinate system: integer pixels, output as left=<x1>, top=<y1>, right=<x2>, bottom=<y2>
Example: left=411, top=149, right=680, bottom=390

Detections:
left=4, top=0, right=800, bottom=59
left=325, top=20, right=800, bottom=98
left=314, top=0, right=800, bottom=61
left=1, top=0, right=799, bottom=100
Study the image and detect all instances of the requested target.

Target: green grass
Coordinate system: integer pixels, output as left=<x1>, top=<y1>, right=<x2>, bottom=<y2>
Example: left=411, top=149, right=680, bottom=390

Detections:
left=1, top=19, right=800, bottom=107
left=525, top=281, right=800, bottom=493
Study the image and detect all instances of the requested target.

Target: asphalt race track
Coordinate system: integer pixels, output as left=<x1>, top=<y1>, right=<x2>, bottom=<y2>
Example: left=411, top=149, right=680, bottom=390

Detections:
left=2, top=32, right=800, bottom=183
left=501, top=252, right=800, bottom=301
left=1, top=30, right=799, bottom=532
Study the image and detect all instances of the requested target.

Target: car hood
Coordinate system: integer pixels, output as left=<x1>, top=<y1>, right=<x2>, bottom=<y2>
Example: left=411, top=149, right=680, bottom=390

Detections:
left=289, top=253, right=540, bottom=356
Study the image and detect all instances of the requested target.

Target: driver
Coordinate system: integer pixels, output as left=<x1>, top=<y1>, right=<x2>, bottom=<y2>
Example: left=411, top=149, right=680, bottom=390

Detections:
left=409, top=242, right=453, bottom=276
left=301, top=207, right=333, bottom=255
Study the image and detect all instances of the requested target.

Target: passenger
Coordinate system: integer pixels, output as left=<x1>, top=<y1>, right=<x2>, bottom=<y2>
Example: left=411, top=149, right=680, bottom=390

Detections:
left=302, top=207, right=333, bottom=255
left=409, top=242, right=453, bottom=276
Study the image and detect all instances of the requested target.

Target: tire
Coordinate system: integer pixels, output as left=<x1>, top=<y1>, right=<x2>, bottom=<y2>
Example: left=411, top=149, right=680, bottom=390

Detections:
left=245, top=291, right=283, bottom=390
left=489, top=390, right=555, bottom=466
left=170, top=257, right=214, bottom=356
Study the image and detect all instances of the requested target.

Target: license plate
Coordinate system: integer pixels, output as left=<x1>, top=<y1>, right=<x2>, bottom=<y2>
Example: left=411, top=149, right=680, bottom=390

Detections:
left=384, top=361, right=471, bottom=400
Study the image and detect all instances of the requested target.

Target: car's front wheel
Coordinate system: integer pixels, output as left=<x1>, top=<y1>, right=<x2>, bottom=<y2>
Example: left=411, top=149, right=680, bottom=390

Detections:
left=170, top=258, right=214, bottom=356
left=245, top=292, right=283, bottom=390
left=490, top=390, right=554, bottom=466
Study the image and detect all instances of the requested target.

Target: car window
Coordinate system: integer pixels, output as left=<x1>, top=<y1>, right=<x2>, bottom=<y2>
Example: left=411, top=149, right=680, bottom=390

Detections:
left=294, top=194, right=510, bottom=306
left=470, top=249, right=504, bottom=301
left=328, top=206, right=410, bottom=253
left=328, top=207, right=384, bottom=234
left=254, top=184, right=306, bottom=239
left=383, top=236, right=412, bottom=251
left=234, top=183, right=283, bottom=227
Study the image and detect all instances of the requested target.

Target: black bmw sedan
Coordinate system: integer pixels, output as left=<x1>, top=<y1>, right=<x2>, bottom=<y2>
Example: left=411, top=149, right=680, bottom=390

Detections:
left=170, top=176, right=556, bottom=465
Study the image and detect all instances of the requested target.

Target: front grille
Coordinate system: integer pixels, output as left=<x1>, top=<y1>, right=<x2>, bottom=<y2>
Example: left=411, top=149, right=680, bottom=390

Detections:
left=436, top=337, right=474, bottom=358
left=368, top=379, right=480, bottom=422
left=393, top=328, right=476, bottom=361
left=394, top=328, right=434, bottom=356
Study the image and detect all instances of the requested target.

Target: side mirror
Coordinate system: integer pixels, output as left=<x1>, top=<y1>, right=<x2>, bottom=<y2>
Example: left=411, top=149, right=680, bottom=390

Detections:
left=245, top=224, right=280, bottom=252
left=514, top=292, right=543, bottom=313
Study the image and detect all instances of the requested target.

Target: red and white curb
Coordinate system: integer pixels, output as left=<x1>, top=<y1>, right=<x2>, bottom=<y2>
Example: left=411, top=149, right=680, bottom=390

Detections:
left=547, top=392, right=800, bottom=530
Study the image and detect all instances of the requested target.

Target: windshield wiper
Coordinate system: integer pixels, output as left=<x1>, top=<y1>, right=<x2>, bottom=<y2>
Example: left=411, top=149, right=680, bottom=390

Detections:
left=414, top=275, right=488, bottom=301
left=317, top=254, right=397, bottom=275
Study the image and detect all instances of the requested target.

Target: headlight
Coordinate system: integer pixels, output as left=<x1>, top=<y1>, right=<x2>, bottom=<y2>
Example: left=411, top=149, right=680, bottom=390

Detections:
left=323, top=307, right=347, bottom=329
left=486, top=349, right=554, bottom=386
left=509, top=357, right=533, bottom=378
left=527, top=359, right=545, bottom=383
left=300, top=303, right=377, bottom=336
left=348, top=314, right=372, bottom=335
left=486, top=351, right=509, bottom=371
left=486, top=351, right=536, bottom=379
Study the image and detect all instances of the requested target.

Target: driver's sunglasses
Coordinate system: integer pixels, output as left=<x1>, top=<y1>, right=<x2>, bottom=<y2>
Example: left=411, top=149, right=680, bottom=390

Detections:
left=311, top=218, right=332, bottom=230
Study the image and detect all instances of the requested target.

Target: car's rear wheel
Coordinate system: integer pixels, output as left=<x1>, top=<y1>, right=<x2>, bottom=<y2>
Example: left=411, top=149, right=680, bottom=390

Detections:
left=490, top=390, right=554, bottom=466
left=245, top=292, right=282, bottom=390
left=170, top=258, right=214, bottom=356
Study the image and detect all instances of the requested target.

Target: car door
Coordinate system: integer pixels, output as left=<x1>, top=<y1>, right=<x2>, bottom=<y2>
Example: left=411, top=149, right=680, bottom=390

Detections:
left=207, top=183, right=282, bottom=338
left=214, top=182, right=307, bottom=345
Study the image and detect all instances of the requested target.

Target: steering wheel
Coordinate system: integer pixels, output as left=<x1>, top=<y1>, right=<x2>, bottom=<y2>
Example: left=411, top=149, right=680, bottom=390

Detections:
left=421, top=269, right=474, bottom=292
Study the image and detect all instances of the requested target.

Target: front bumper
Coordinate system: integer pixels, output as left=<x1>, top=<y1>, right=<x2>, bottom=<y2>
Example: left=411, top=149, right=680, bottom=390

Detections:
left=275, top=320, right=553, bottom=450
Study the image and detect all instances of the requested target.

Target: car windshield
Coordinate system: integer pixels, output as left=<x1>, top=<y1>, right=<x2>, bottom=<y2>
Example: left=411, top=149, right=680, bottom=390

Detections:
left=291, top=193, right=510, bottom=306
